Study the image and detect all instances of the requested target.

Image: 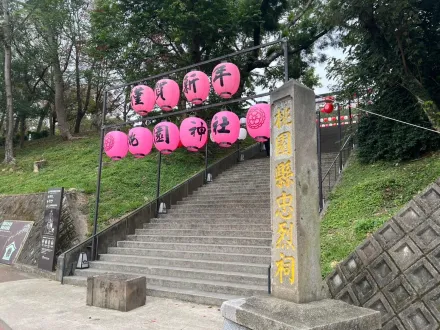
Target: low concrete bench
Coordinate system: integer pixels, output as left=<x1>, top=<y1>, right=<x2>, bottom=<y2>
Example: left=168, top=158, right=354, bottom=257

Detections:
left=86, top=274, right=146, bottom=312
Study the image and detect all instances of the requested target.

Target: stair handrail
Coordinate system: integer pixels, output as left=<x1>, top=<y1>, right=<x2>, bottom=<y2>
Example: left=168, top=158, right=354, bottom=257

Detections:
left=321, top=134, right=354, bottom=183
left=57, top=143, right=262, bottom=283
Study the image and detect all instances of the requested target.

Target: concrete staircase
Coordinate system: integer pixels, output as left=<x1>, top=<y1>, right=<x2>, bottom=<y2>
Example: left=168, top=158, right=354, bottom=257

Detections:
left=63, top=152, right=342, bottom=305
left=64, top=157, right=271, bottom=306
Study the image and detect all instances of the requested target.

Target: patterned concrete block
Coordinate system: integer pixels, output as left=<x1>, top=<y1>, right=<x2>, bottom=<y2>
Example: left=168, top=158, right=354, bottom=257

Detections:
left=351, top=271, right=378, bottom=305
left=414, top=184, right=440, bottom=216
left=364, top=292, right=394, bottom=324
left=339, top=252, right=364, bottom=281
left=410, top=218, right=440, bottom=253
left=382, top=317, right=405, bottom=330
left=388, top=237, right=423, bottom=271
left=326, top=267, right=347, bottom=297
left=335, top=286, right=360, bottom=306
left=404, top=258, right=440, bottom=295
left=399, top=301, right=439, bottom=330
left=357, top=237, right=383, bottom=266
left=423, top=286, right=440, bottom=323
left=383, top=276, right=417, bottom=313
left=394, top=201, right=426, bottom=233
left=374, top=219, right=405, bottom=250
left=427, top=245, right=440, bottom=273
left=368, top=253, right=399, bottom=289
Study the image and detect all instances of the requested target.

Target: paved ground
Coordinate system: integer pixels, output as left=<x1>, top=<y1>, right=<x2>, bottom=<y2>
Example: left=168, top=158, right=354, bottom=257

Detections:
left=0, top=265, right=35, bottom=284
left=0, top=277, right=224, bottom=330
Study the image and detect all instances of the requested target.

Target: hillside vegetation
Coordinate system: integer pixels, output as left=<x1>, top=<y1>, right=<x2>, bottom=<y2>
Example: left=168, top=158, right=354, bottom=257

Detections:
left=321, top=152, right=440, bottom=276
left=0, top=133, right=253, bottom=231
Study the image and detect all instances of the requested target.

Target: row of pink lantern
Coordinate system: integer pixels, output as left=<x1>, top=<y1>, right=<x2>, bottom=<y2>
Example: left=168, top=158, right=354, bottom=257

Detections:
left=130, top=62, right=241, bottom=116
left=104, top=103, right=271, bottom=160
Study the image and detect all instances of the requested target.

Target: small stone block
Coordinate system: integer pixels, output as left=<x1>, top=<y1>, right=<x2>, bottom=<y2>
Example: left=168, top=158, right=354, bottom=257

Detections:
left=414, top=184, right=440, bottom=216
left=423, top=286, right=440, bottom=323
left=326, top=267, right=347, bottom=297
left=427, top=245, right=440, bottom=273
left=351, top=271, right=378, bottom=305
left=221, top=296, right=381, bottom=330
left=339, top=252, right=364, bottom=281
left=368, top=253, right=399, bottom=288
left=399, top=301, right=438, bottom=330
left=383, top=276, right=417, bottom=313
left=382, top=317, right=405, bottom=330
left=388, top=237, right=423, bottom=271
left=394, top=201, right=426, bottom=233
left=356, top=237, right=383, bottom=267
left=86, top=274, right=146, bottom=312
left=364, top=292, right=394, bottom=324
left=410, top=218, right=440, bottom=252
left=374, top=219, right=405, bottom=250
left=404, top=258, right=440, bottom=295
left=335, top=286, right=360, bottom=306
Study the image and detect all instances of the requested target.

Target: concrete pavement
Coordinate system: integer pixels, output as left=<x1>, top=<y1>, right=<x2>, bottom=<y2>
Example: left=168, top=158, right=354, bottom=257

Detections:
left=0, top=278, right=223, bottom=330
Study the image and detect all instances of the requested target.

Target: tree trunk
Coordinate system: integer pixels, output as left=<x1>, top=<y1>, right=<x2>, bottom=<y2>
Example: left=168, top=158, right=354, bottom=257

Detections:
left=74, top=43, right=83, bottom=134
left=19, top=115, right=25, bottom=148
left=0, top=112, right=5, bottom=135
left=37, top=112, right=45, bottom=133
left=50, top=34, right=72, bottom=140
left=3, top=0, right=15, bottom=163
left=50, top=109, right=56, bottom=136
left=402, top=76, right=440, bottom=132
left=13, top=116, right=19, bottom=134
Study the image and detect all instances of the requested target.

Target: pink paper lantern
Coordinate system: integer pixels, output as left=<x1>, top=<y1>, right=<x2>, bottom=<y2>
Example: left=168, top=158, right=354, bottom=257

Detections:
left=155, top=79, right=180, bottom=111
left=130, top=85, right=155, bottom=116
left=128, top=127, right=153, bottom=158
left=211, top=111, right=240, bottom=148
left=180, top=117, right=208, bottom=152
left=104, top=131, right=128, bottom=161
left=322, top=103, right=334, bottom=114
left=212, top=63, right=240, bottom=99
left=153, top=122, right=180, bottom=155
left=246, top=103, right=270, bottom=142
left=183, top=71, right=210, bottom=105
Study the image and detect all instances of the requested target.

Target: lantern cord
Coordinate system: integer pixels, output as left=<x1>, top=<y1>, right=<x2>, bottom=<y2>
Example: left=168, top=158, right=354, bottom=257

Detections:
left=357, top=108, right=440, bottom=135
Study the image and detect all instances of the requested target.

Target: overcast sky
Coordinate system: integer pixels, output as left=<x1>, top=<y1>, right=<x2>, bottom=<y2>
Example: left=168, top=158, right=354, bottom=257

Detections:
left=313, top=47, right=346, bottom=95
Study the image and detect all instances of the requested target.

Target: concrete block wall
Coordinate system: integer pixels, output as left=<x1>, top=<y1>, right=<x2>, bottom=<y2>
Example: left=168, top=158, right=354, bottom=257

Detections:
left=326, top=179, right=440, bottom=330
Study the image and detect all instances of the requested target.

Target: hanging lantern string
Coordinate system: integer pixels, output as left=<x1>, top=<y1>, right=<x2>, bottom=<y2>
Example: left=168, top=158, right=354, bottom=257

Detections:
left=357, top=108, right=440, bottom=135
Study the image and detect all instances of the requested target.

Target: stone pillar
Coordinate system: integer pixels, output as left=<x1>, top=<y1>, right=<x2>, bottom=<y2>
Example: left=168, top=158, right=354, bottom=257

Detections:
left=270, top=81, right=321, bottom=303
left=221, top=81, right=382, bottom=330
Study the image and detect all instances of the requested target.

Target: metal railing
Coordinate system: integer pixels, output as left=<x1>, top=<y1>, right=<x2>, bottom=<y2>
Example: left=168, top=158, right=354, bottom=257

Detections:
left=57, top=143, right=262, bottom=283
left=320, top=134, right=354, bottom=207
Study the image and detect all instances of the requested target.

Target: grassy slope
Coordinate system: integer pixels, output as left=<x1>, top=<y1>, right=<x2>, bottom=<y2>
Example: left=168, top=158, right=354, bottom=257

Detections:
left=0, top=133, right=253, bottom=231
left=321, top=152, right=440, bottom=276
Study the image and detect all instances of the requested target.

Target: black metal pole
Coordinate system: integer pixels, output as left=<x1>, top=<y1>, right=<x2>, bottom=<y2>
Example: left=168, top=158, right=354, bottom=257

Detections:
left=337, top=104, right=343, bottom=173
left=91, top=92, right=107, bottom=261
left=204, top=140, right=209, bottom=183
left=156, top=152, right=162, bottom=216
left=268, top=265, right=271, bottom=294
left=283, top=39, right=289, bottom=83
left=237, top=140, right=241, bottom=162
left=317, top=111, right=323, bottom=212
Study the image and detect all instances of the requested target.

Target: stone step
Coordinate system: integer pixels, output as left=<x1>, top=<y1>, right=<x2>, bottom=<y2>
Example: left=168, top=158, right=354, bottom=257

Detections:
left=126, top=235, right=271, bottom=246
left=160, top=211, right=270, bottom=219
left=175, top=202, right=270, bottom=209
left=99, top=254, right=268, bottom=275
left=166, top=208, right=270, bottom=215
left=135, top=229, right=272, bottom=238
left=149, top=218, right=270, bottom=224
left=107, top=247, right=271, bottom=264
left=200, top=185, right=269, bottom=191
left=178, top=198, right=269, bottom=204
left=87, top=261, right=267, bottom=285
left=64, top=271, right=266, bottom=304
left=117, top=241, right=271, bottom=255
left=188, top=193, right=269, bottom=199
left=212, top=177, right=270, bottom=183
left=144, top=223, right=270, bottom=231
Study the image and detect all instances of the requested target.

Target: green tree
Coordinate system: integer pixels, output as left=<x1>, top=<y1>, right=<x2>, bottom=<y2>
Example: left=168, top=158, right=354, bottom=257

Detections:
left=328, top=0, right=440, bottom=130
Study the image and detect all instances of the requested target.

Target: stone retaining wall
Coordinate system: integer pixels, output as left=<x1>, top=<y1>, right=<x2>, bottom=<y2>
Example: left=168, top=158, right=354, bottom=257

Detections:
left=0, top=190, right=88, bottom=268
left=326, top=179, right=440, bottom=330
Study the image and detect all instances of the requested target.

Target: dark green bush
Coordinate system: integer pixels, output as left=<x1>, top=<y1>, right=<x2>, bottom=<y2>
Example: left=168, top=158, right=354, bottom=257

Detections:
left=357, top=87, right=440, bottom=163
